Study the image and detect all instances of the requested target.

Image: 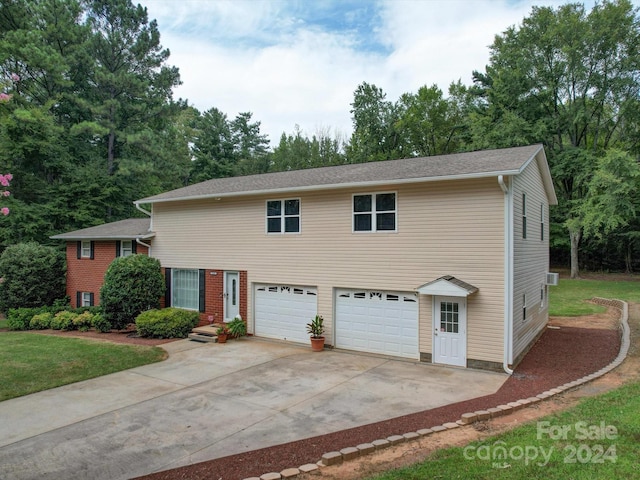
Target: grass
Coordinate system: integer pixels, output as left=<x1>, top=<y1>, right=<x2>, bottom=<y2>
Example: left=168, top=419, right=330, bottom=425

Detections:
left=0, top=317, right=7, bottom=329
left=549, top=278, right=640, bottom=317
left=369, top=381, right=640, bottom=480
left=0, top=333, right=166, bottom=401
left=366, top=276, right=640, bottom=479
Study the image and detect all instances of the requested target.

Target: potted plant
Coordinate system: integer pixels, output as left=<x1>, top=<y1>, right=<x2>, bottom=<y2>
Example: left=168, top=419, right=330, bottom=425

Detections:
left=216, top=325, right=228, bottom=343
left=306, top=314, right=325, bottom=351
left=227, top=315, right=247, bottom=338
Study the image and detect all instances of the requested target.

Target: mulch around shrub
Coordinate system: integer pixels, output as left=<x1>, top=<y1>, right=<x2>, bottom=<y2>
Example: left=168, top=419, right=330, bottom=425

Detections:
left=132, top=325, right=621, bottom=480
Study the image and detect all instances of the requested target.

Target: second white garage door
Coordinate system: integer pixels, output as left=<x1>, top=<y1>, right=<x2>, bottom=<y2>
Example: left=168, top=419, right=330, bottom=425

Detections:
left=335, top=289, right=419, bottom=359
left=254, top=284, right=317, bottom=343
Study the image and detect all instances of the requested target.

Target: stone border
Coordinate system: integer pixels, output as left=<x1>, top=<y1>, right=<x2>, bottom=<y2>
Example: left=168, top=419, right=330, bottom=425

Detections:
left=243, top=298, right=630, bottom=480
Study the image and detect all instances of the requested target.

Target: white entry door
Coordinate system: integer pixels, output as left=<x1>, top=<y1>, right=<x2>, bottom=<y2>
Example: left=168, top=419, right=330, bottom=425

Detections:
left=433, top=296, right=467, bottom=367
left=224, top=271, right=240, bottom=321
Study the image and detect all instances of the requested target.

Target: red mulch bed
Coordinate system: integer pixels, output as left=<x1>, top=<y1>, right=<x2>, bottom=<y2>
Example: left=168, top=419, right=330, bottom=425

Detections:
left=133, top=326, right=621, bottom=480
left=27, top=328, right=178, bottom=346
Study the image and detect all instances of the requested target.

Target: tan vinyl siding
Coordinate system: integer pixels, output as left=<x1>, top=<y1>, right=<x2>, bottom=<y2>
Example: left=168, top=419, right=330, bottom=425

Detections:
left=512, top=155, right=551, bottom=363
left=151, top=177, right=506, bottom=363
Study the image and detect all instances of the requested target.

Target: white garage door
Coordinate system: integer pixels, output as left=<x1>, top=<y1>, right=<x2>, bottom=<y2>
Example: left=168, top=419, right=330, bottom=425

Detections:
left=335, top=289, right=419, bottom=359
left=254, top=284, right=317, bottom=343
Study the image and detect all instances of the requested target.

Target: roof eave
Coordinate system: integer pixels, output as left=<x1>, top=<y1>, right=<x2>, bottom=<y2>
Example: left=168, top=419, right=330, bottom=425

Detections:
left=50, top=232, right=156, bottom=241
left=134, top=168, right=524, bottom=206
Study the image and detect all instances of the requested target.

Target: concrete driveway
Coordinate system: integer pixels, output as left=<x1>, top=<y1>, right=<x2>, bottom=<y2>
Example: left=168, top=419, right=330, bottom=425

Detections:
left=0, top=338, right=506, bottom=480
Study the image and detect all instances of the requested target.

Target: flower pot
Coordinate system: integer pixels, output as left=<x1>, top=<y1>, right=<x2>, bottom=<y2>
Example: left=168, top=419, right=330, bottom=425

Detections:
left=217, top=332, right=228, bottom=344
left=310, top=336, right=325, bottom=352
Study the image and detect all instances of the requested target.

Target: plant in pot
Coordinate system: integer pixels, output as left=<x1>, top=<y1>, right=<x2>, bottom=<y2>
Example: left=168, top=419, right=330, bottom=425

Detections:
left=227, top=315, right=247, bottom=338
left=306, top=314, right=325, bottom=352
left=216, top=325, right=228, bottom=343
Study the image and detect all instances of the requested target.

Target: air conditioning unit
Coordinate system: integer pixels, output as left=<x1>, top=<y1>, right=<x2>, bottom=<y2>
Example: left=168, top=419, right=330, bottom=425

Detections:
left=545, top=272, right=559, bottom=286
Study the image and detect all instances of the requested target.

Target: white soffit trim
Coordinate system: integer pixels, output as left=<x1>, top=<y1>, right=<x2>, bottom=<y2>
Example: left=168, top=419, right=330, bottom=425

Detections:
left=417, top=276, right=479, bottom=297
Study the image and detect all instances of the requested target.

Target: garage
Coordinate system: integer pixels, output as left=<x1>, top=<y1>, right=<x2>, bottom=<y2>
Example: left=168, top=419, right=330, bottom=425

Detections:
left=335, top=289, right=419, bottom=359
left=254, top=284, right=317, bottom=343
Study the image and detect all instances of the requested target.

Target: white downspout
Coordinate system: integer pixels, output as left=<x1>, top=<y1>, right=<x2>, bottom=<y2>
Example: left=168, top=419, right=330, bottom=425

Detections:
left=134, top=202, right=153, bottom=255
left=136, top=237, right=152, bottom=256
left=498, top=175, right=514, bottom=375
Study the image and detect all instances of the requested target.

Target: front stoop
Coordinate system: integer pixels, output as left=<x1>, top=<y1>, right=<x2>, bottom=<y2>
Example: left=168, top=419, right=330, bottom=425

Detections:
left=188, top=325, right=221, bottom=343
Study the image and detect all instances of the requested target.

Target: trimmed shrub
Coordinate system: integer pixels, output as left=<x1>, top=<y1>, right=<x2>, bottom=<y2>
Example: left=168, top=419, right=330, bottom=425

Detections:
left=135, top=308, right=199, bottom=339
left=7, top=306, right=63, bottom=330
left=93, top=313, right=111, bottom=333
left=100, top=255, right=164, bottom=330
left=51, top=311, right=78, bottom=331
left=0, top=242, right=66, bottom=313
left=72, top=311, right=94, bottom=332
left=29, top=312, right=53, bottom=330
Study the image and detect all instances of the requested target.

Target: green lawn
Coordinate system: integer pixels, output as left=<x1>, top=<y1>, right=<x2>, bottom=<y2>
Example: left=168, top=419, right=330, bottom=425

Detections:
left=369, top=381, right=640, bottom=480
left=0, top=332, right=166, bottom=401
left=367, top=277, right=640, bottom=479
left=0, top=317, right=8, bottom=329
left=549, top=278, right=640, bottom=317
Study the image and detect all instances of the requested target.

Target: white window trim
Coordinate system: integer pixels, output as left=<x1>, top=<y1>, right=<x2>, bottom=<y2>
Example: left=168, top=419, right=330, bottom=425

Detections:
left=522, top=193, right=527, bottom=239
left=540, top=203, right=545, bottom=241
left=81, top=240, right=92, bottom=258
left=352, top=192, right=398, bottom=233
left=81, top=292, right=92, bottom=307
left=265, top=198, right=301, bottom=234
left=172, top=268, right=200, bottom=311
left=121, top=240, right=133, bottom=257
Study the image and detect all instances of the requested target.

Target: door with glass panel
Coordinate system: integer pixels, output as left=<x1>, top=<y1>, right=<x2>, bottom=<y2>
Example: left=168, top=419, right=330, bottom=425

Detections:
left=433, top=296, right=467, bottom=367
left=224, top=271, right=240, bottom=321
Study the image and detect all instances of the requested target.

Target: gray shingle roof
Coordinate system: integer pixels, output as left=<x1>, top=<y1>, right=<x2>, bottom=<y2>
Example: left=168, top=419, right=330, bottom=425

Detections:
left=135, top=144, right=547, bottom=205
left=50, top=218, right=152, bottom=240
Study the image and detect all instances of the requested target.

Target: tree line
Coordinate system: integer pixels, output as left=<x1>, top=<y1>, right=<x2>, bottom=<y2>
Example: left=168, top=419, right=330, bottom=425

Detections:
left=1, top=0, right=639, bottom=277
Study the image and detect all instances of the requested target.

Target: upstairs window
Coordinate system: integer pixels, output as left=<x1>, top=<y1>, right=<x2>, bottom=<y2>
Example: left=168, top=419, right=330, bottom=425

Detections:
left=78, top=240, right=94, bottom=259
left=540, top=203, right=545, bottom=241
left=267, top=199, right=300, bottom=233
left=353, top=192, right=396, bottom=232
left=522, top=193, right=527, bottom=239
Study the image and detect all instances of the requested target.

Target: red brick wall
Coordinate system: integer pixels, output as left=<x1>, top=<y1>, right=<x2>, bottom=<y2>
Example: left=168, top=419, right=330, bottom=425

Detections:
left=161, top=268, right=247, bottom=327
left=66, top=241, right=149, bottom=308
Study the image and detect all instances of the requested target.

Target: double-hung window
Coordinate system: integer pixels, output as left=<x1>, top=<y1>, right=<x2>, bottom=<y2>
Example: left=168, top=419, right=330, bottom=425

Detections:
left=121, top=240, right=133, bottom=257
left=267, top=199, right=300, bottom=234
left=353, top=193, right=396, bottom=232
left=81, top=241, right=92, bottom=258
left=522, top=193, right=527, bottom=239
left=172, top=269, right=200, bottom=310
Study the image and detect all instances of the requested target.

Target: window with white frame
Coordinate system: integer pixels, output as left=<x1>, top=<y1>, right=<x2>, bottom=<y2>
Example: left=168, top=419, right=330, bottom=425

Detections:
left=266, top=199, right=300, bottom=233
left=172, top=269, right=199, bottom=310
left=540, top=203, right=544, bottom=241
left=522, top=193, right=527, bottom=239
left=522, top=293, right=527, bottom=322
left=81, top=292, right=93, bottom=307
left=353, top=192, right=396, bottom=232
left=121, top=240, right=133, bottom=257
left=81, top=240, right=92, bottom=258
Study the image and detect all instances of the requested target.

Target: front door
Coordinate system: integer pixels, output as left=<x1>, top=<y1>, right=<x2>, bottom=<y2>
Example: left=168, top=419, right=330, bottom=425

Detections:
left=224, top=271, right=240, bottom=322
left=433, top=296, right=467, bottom=367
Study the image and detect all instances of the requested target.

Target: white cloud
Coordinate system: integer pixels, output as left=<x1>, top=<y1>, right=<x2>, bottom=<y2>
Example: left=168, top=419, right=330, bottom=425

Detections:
left=140, top=0, right=605, bottom=145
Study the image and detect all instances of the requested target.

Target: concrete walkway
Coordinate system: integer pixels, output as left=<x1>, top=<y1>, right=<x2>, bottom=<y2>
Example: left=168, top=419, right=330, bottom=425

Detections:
left=0, top=338, right=506, bottom=480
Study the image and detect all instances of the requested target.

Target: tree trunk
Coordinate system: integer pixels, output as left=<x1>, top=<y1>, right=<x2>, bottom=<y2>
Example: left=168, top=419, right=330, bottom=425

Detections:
left=107, top=130, right=115, bottom=176
left=569, top=228, right=581, bottom=279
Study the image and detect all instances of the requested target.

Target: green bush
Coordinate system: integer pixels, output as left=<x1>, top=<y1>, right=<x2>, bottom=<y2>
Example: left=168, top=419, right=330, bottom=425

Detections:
left=29, top=312, right=53, bottom=330
left=7, top=306, right=63, bottom=330
left=51, top=311, right=78, bottom=331
left=0, top=242, right=66, bottom=313
left=135, top=308, right=199, bottom=339
left=226, top=315, right=247, bottom=337
left=92, top=313, right=111, bottom=333
left=100, top=255, right=164, bottom=330
left=72, top=311, right=94, bottom=332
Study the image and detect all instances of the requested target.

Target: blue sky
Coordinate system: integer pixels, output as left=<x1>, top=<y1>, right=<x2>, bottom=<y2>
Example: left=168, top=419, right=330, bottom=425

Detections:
left=139, top=0, right=607, bottom=144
